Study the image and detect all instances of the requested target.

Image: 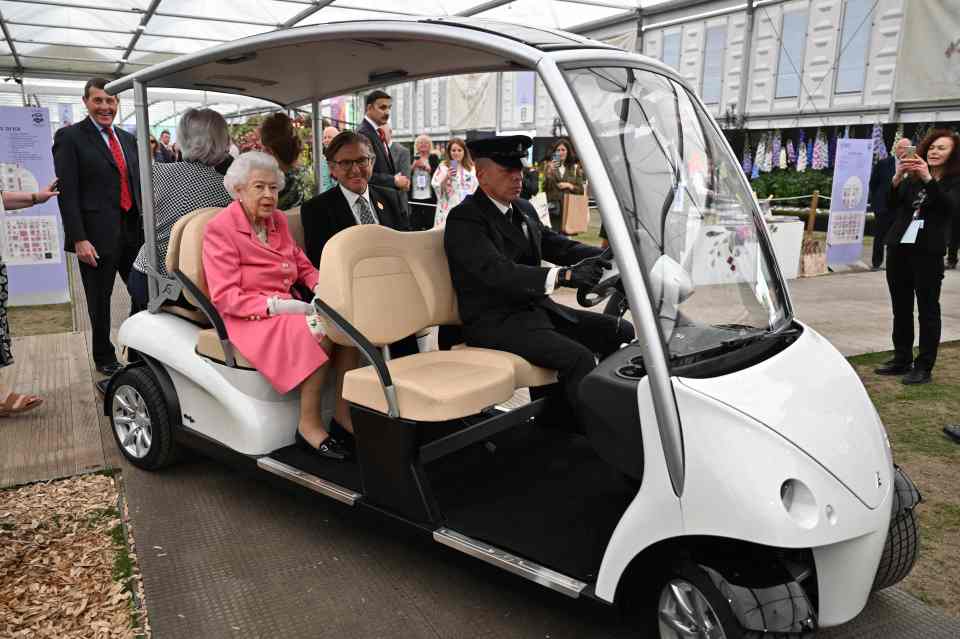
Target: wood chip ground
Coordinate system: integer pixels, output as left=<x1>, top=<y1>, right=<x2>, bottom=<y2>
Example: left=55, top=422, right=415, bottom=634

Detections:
left=0, top=473, right=149, bottom=638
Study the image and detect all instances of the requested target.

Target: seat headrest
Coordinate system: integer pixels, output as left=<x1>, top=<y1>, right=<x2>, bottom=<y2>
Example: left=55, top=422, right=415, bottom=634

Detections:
left=315, top=225, right=460, bottom=347
left=173, top=208, right=222, bottom=306
left=283, top=207, right=304, bottom=250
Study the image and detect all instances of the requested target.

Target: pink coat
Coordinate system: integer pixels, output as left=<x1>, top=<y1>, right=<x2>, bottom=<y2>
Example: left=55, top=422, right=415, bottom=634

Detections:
left=202, top=200, right=326, bottom=393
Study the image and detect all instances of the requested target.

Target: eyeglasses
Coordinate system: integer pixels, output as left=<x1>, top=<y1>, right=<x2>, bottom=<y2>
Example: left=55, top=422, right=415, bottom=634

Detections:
left=330, top=157, right=373, bottom=171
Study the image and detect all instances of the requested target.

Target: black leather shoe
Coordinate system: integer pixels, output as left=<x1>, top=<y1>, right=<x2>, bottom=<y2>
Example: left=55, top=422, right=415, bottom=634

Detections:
left=902, top=368, right=931, bottom=385
left=943, top=425, right=960, bottom=444
left=295, top=430, right=352, bottom=461
left=96, top=362, right=123, bottom=376
left=328, top=419, right=356, bottom=454
left=874, top=361, right=911, bottom=375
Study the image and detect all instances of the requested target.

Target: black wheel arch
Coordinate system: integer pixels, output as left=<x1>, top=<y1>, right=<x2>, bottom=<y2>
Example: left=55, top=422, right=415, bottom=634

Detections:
left=103, top=352, right=182, bottom=432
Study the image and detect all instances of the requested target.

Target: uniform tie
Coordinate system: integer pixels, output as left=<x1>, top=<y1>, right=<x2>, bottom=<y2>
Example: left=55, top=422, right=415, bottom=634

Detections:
left=103, top=126, right=132, bottom=212
left=355, top=196, right=376, bottom=225
left=377, top=128, right=389, bottom=153
left=510, top=206, right=525, bottom=234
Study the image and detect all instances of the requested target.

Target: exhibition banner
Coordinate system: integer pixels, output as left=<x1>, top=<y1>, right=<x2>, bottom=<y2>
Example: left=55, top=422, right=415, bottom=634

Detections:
left=826, top=138, right=874, bottom=266
left=0, top=106, right=70, bottom=305
left=894, top=0, right=960, bottom=103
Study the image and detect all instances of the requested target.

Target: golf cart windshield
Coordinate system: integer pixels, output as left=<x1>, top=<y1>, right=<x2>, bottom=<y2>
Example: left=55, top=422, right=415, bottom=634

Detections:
left=564, top=65, right=791, bottom=361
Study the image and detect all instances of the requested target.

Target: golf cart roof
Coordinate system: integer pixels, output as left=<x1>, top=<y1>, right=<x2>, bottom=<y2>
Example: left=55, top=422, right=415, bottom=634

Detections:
left=106, top=18, right=627, bottom=107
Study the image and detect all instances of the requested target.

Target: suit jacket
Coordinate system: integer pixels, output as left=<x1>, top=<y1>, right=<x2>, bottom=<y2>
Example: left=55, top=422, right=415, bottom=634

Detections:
left=358, top=119, right=396, bottom=190
left=885, top=174, right=960, bottom=256
left=300, top=184, right=408, bottom=267
left=869, top=156, right=896, bottom=218
left=390, top=142, right=411, bottom=179
left=53, top=117, right=142, bottom=255
left=444, top=189, right=601, bottom=340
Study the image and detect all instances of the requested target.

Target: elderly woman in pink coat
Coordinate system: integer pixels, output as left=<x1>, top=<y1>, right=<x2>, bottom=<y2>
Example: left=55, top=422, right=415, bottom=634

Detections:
left=203, top=151, right=353, bottom=461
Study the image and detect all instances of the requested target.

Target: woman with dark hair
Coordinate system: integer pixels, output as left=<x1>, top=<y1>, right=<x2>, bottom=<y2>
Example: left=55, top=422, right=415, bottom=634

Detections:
left=542, top=137, right=585, bottom=233
left=431, top=137, right=477, bottom=228
left=259, top=113, right=307, bottom=210
left=876, top=127, right=960, bottom=384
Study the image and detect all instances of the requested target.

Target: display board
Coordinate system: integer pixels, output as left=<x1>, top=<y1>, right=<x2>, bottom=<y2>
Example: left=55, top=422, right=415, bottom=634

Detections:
left=826, top=138, right=874, bottom=266
left=0, top=106, right=70, bottom=306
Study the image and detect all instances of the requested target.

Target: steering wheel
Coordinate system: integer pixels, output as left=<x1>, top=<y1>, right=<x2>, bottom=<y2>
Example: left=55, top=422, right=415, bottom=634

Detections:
left=576, top=247, right=621, bottom=308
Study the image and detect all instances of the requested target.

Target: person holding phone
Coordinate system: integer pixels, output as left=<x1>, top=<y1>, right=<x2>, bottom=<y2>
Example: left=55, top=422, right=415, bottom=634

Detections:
left=543, top=138, right=585, bottom=233
left=876, top=128, right=960, bottom=384
left=431, top=137, right=476, bottom=228
left=409, top=134, right=440, bottom=229
left=0, top=182, right=59, bottom=416
left=869, top=138, right=912, bottom=269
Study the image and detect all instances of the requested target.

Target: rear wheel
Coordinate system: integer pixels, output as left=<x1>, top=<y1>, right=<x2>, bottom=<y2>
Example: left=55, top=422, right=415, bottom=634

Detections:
left=873, top=466, right=922, bottom=591
left=655, top=564, right=742, bottom=639
left=109, top=366, right=178, bottom=470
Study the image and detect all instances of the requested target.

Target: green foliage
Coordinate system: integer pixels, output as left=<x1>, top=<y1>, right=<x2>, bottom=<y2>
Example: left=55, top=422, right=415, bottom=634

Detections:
left=751, top=169, right=834, bottom=207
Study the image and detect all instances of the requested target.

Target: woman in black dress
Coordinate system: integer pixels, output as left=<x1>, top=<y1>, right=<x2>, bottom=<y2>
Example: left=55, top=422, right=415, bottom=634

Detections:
left=875, top=128, right=960, bottom=384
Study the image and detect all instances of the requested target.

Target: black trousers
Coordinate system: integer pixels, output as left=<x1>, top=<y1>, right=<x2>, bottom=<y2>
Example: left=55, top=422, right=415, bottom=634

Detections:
left=885, top=249, right=944, bottom=371
left=948, top=216, right=959, bottom=265
left=468, top=308, right=635, bottom=409
left=872, top=212, right=892, bottom=268
left=78, top=214, right=145, bottom=367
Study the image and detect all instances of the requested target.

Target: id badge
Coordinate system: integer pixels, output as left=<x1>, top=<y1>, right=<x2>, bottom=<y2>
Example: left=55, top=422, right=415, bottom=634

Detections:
left=900, top=219, right=924, bottom=244
left=416, top=174, right=427, bottom=189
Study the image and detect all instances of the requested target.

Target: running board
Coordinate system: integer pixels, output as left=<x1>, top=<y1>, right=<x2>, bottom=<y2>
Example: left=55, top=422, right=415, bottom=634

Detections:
left=433, top=528, right=587, bottom=598
left=257, top=457, right=360, bottom=506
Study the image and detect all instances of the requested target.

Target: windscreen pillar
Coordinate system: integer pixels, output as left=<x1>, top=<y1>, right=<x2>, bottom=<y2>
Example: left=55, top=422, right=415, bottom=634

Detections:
left=133, top=80, right=159, bottom=301
left=311, top=100, right=322, bottom=189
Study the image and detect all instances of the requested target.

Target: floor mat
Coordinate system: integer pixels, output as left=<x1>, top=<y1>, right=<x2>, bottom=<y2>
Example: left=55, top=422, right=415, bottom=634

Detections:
left=269, top=444, right=363, bottom=493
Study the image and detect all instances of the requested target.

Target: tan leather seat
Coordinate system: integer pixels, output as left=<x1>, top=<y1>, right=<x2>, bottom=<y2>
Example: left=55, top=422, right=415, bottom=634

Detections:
left=195, top=328, right=255, bottom=369
left=315, top=225, right=557, bottom=422
left=283, top=207, right=304, bottom=250
left=164, top=207, right=223, bottom=325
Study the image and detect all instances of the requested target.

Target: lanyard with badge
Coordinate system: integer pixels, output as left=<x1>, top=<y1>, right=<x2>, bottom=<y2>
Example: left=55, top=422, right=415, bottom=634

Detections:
left=900, top=189, right=926, bottom=244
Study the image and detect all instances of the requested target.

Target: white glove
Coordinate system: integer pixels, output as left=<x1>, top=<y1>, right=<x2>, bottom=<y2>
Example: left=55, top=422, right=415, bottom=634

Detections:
left=267, top=296, right=314, bottom=316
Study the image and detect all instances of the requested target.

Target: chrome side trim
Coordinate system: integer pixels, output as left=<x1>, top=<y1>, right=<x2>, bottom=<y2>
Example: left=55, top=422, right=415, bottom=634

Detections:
left=257, top=457, right=360, bottom=506
left=433, top=528, right=587, bottom=598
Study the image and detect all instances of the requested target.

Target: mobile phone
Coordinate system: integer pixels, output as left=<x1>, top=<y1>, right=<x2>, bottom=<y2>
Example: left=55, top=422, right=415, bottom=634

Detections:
left=449, top=159, right=458, bottom=173
left=50, top=178, right=60, bottom=190
left=904, top=146, right=917, bottom=159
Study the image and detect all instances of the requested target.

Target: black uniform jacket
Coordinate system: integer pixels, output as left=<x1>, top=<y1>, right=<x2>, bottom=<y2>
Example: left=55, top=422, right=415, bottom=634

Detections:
left=358, top=118, right=397, bottom=191
left=444, top=189, right=601, bottom=341
left=52, top=116, right=142, bottom=255
left=300, top=184, right=408, bottom=267
left=885, top=174, right=960, bottom=256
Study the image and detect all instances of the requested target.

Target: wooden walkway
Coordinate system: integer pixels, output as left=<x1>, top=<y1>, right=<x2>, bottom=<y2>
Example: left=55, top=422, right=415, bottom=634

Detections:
left=0, top=256, right=128, bottom=488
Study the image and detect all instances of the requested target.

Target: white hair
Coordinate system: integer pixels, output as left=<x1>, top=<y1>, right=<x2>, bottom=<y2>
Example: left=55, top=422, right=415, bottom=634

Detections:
left=223, top=151, right=286, bottom=199
left=177, top=108, right=230, bottom=166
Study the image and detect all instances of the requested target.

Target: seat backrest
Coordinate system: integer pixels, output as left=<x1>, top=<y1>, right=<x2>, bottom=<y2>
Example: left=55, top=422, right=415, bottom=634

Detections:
left=315, top=225, right=460, bottom=347
left=175, top=208, right=223, bottom=306
left=166, top=207, right=223, bottom=275
left=283, top=207, right=305, bottom=250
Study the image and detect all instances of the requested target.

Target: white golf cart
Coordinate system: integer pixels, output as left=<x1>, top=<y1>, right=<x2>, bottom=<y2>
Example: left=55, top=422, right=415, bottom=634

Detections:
left=104, top=19, right=920, bottom=638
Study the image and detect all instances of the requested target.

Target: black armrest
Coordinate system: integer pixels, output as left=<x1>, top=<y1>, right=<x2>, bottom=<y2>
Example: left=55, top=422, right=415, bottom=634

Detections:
left=312, top=296, right=399, bottom=418
left=172, top=269, right=236, bottom=368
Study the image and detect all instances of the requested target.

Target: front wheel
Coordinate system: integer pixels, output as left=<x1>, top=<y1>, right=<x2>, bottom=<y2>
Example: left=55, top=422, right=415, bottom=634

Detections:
left=656, top=564, right=742, bottom=639
left=109, top=366, right=178, bottom=470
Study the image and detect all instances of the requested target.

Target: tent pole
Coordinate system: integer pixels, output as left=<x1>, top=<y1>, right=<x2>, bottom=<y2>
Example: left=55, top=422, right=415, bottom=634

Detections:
left=312, top=100, right=322, bottom=193
left=133, top=80, right=159, bottom=302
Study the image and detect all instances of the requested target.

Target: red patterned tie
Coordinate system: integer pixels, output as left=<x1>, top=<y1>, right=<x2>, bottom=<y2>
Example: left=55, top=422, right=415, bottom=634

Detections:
left=377, top=127, right=389, bottom=153
left=104, top=126, right=133, bottom=212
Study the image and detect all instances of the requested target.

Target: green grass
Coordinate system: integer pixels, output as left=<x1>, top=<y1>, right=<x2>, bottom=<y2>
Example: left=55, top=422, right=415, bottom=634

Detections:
left=7, top=303, right=73, bottom=336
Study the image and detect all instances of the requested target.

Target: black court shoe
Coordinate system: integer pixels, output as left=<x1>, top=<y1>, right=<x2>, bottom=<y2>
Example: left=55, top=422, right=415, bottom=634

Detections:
left=295, top=430, right=352, bottom=461
left=943, top=426, right=960, bottom=444
left=901, top=368, right=931, bottom=385
left=874, top=361, right=912, bottom=375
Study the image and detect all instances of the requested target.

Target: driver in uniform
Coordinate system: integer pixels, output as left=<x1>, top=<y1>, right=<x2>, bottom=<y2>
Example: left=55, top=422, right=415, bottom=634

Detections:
left=444, top=135, right=635, bottom=416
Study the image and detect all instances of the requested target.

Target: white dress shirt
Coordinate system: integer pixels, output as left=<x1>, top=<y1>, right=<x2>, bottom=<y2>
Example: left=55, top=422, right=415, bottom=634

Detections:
left=339, top=184, right=380, bottom=225
left=486, top=192, right=561, bottom=294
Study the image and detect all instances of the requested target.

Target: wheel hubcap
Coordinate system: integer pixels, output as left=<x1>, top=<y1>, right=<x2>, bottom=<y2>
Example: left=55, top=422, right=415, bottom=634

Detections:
left=658, top=578, right=726, bottom=639
left=112, top=385, right=153, bottom=459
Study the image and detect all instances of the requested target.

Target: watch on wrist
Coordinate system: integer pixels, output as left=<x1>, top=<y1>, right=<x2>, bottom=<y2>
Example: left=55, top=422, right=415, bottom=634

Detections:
left=31, top=193, right=37, bottom=205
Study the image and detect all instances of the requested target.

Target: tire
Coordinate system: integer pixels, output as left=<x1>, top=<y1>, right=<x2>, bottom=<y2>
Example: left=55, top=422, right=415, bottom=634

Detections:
left=109, top=366, right=178, bottom=470
left=655, top=563, right=744, bottom=639
left=872, top=467, right=922, bottom=591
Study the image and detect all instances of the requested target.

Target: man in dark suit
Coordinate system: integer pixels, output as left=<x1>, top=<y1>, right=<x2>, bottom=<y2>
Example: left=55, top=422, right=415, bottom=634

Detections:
left=869, top=138, right=910, bottom=269
left=387, top=124, right=412, bottom=215
left=301, top=130, right=408, bottom=267
left=358, top=90, right=410, bottom=194
left=444, top=135, right=634, bottom=414
left=53, top=77, right=144, bottom=376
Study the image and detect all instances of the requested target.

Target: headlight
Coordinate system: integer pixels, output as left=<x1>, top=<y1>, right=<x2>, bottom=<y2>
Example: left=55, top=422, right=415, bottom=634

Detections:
left=781, top=479, right=818, bottom=529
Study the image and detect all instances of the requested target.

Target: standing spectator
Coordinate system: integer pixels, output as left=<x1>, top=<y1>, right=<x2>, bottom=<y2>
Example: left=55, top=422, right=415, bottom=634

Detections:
left=53, top=77, right=144, bottom=377
left=127, top=108, right=234, bottom=312
left=157, top=130, right=176, bottom=162
left=876, top=128, right=960, bottom=384
left=431, top=137, right=477, bottom=228
left=520, top=158, right=539, bottom=200
left=870, top=138, right=911, bottom=270
left=318, top=125, right=339, bottom=193
left=149, top=135, right=161, bottom=163
left=0, top=184, right=59, bottom=416
left=386, top=125, right=411, bottom=216
left=409, top=134, right=440, bottom=230
left=259, top=112, right=308, bottom=210
left=542, top=138, right=585, bottom=233
left=358, top=90, right=410, bottom=193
